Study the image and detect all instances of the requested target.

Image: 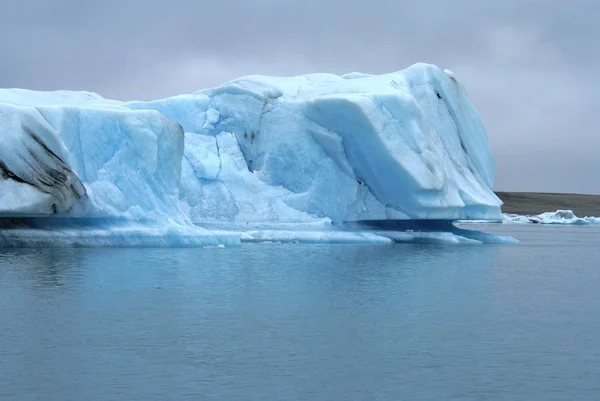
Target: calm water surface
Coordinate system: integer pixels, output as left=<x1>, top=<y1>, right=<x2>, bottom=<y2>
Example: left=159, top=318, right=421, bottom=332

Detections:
left=1, top=225, right=599, bottom=400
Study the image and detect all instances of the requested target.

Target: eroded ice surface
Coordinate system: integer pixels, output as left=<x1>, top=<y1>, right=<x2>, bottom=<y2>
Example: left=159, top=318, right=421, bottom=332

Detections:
left=0, top=64, right=511, bottom=246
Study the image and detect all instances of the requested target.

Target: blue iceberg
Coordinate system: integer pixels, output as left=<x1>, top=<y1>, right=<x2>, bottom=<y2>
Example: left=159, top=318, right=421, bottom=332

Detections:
left=0, top=63, right=511, bottom=246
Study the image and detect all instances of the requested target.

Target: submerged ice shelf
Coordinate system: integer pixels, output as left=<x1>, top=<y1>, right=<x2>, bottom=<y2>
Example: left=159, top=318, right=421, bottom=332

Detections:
left=0, top=63, right=513, bottom=246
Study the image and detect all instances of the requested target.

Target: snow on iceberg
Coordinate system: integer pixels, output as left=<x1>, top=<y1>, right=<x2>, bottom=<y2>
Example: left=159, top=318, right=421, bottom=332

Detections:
left=0, top=63, right=512, bottom=246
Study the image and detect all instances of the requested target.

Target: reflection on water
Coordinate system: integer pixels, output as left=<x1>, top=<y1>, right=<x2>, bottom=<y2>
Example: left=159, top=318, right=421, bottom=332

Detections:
left=1, top=225, right=600, bottom=400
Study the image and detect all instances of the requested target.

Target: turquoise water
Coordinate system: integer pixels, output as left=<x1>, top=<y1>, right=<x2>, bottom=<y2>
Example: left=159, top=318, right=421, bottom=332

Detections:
left=1, top=225, right=599, bottom=400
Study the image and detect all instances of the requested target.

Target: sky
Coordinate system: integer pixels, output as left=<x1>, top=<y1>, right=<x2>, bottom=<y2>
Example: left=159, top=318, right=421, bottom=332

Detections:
left=0, top=0, right=597, bottom=194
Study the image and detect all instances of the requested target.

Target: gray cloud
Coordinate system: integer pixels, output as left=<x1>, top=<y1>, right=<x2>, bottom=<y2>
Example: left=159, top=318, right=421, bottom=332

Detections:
left=1, top=0, right=597, bottom=193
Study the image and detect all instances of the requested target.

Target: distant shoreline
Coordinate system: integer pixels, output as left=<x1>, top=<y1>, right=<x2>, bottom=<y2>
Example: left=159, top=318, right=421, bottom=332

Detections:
left=496, top=192, right=600, bottom=217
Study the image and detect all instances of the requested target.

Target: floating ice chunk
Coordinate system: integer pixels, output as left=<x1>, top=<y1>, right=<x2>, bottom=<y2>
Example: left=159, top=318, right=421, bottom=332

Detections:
left=503, top=210, right=600, bottom=225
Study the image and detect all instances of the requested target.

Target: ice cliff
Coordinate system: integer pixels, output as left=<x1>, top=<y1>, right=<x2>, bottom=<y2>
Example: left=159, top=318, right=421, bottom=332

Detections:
left=0, top=63, right=507, bottom=246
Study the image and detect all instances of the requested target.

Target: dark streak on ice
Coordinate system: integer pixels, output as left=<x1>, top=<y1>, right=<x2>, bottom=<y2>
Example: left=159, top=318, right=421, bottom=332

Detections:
left=0, top=124, right=88, bottom=213
left=0, top=160, right=28, bottom=184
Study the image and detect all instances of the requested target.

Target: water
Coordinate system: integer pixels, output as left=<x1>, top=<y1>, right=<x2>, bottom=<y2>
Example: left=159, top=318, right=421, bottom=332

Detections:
left=1, top=225, right=599, bottom=400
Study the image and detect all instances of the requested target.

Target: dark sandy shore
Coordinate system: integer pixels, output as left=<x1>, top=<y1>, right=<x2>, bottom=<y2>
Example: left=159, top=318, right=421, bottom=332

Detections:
left=496, top=192, right=600, bottom=217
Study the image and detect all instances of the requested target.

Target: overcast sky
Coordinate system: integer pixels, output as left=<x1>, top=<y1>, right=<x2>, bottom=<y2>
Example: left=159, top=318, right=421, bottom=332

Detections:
left=1, top=0, right=597, bottom=193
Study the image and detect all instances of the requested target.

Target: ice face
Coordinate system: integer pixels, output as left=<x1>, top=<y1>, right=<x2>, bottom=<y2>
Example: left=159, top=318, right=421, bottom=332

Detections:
left=0, top=98, right=239, bottom=246
left=0, top=101, right=185, bottom=221
left=0, top=63, right=510, bottom=246
left=126, top=63, right=502, bottom=223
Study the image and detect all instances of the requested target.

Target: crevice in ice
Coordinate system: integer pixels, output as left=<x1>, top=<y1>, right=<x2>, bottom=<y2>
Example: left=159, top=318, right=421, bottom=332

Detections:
left=236, top=93, right=280, bottom=173
left=214, top=135, right=223, bottom=179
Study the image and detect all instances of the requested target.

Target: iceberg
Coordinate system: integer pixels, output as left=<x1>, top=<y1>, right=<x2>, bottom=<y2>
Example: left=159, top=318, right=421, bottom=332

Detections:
left=0, top=63, right=511, bottom=246
left=457, top=210, right=600, bottom=226
left=503, top=210, right=600, bottom=225
left=127, top=63, right=502, bottom=223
